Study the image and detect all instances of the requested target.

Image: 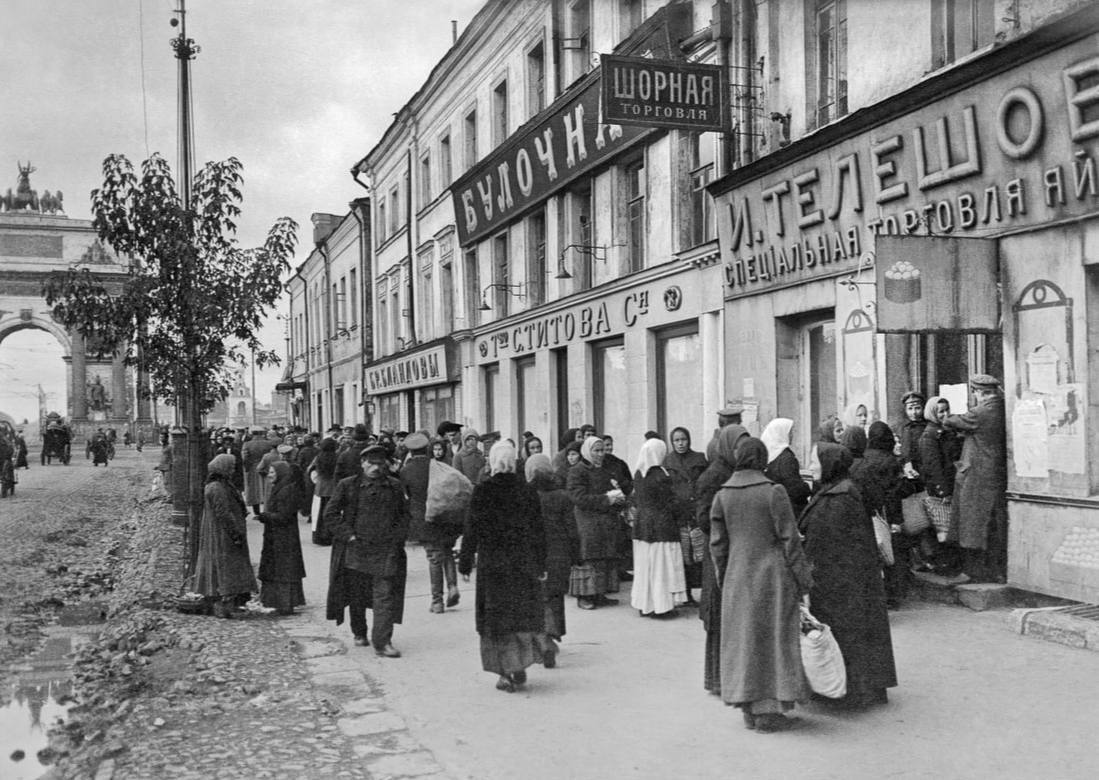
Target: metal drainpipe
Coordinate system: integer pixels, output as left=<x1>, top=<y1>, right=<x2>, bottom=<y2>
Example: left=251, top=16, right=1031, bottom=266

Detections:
left=405, top=145, right=418, bottom=432
left=320, top=241, right=336, bottom=429
left=738, top=0, right=756, bottom=167
left=349, top=196, right=370, bottom=428
left=300, top=278, right=311, bottom=430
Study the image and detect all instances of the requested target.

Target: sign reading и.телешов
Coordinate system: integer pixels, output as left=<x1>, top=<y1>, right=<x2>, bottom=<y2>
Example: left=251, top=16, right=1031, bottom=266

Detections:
left=601, top=55, right=728, bottom=133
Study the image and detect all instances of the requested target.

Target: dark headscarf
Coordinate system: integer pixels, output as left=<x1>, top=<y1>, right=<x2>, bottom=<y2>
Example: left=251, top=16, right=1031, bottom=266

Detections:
left=817, top=443, right=853, bottom=485
left=560, top=428, right=578, bottom=451
left=314, top=437, right=338, bottom=477
left=867, top=420, right=895, bottom=452
left=818, top=415, right=839, bottom=444
left=714, top=424, right=749, bottom=469
left=267, top=461, right=299, bottom=511
left=839, top=426, right=867, bottom=458
left=733, top=437, right=768, bottom=471
left=668, top=426, right=694, bottom=450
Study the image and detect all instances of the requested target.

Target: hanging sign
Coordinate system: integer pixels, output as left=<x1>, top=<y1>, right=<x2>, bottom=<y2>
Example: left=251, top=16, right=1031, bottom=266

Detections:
left=601, top=55, right=729, bottom=132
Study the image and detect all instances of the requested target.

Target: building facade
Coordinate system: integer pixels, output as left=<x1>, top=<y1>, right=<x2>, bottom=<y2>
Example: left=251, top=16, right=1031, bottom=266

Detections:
left=709, top=0, right=1099, bottom=603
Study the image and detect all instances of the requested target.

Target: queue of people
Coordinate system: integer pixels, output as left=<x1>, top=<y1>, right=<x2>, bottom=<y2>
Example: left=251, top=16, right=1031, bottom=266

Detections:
left=184, top=372, right=1006, bottom=727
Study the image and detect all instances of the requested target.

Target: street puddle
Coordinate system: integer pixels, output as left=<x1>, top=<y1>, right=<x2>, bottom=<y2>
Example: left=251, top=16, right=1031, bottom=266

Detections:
left=1, top=629, right=95, bottom=779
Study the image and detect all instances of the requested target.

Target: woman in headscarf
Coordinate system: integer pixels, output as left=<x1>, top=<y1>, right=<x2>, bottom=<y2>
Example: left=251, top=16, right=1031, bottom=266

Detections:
left=459, top=442, right=548, bottom=693
left=566, top=435, right=627, bottom=609
left=839, top=425, right=884, bottom=523
left=193, top=453, right=257, bottom=618
left=760, top=418, right=811, bottom=515
left=842, top=402, right=870, bottom=433
left=799, top=443, right=898, bottom=708
left=694, top=424, right=749, bottom=695
left=309, top=437, right=339, bottom=546
left=526, top=453, right=579, bottom=668
left=663, top=426, right=708, bottom=603
left=430, top=436, right=449, bottom=462
left=629, top=438, right=688, bottom=618
left=517, top=436, right=544, bottom=481
left=711, top=437, right=812, bottom=732
left=257, top=461, right=307, bottom=615
left=556, top=440, right=584, bottom=487
left=551, top=428, right=579, bottom=473
left=452, top=428, right=486, bottom=485
left=863, top=420, right=912, bottom=606
left=808, top=414, right=842, bottom=485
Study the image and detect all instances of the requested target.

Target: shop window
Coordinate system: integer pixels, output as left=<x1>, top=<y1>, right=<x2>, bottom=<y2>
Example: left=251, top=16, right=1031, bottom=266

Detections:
left=592, top=337, right=628, bottom=441
left=624, top=157, right=646, bottom=272
left=516, top=356, right=538, bottom=438
left=527, top=209, right=547, bottom=306
left=439, top=132, right=452, bottom=190
left=656, top=323, right=702, bottom=438
left=808, top=0, right=848, bottom=128
left=483, top=363, right=500, bottom=433
left=464, top=108, right=478, bottom=170
left=931, top=0, right=994, bottom=69
left=420, top=386, right=454, bottom=436
left=377, top=394, right=401, bottom=432
left=493, top=78, right=509, bottom=148
left=527, top=39, right=546, bottom=118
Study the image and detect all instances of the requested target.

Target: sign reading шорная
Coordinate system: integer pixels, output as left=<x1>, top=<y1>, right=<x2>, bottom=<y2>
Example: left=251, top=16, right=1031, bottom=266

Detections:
left=601, top=55, right=728, bottom=133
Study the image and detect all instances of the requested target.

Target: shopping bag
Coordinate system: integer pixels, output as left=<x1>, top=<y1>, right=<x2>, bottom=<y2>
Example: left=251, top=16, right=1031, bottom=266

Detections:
left=799, top=605, right=847, bottom=699
left=689, top=527, right=707, bottom=563
left=425, top=458, right=473, bottom=526
left=901, top=491, right=930, bottom=535
left=872, top=512, right=895, bottom=566
left=922, top=495, right=952, bottom=542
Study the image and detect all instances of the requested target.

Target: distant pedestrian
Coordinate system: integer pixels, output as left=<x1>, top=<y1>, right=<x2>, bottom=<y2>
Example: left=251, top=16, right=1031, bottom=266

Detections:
left=460, top=441, right=548, bottom=692
left=325, top=445, right=409, bottom=657
left=452, top=428, right=486, bottom=485
left=800, top=443, right=898, bottom=708
left=401, top=432, right=462, bottom=614
left=257, top=462, right=307, bottom=615
left=629, top=438, right=688, bottom=618
left=663, top=426, right=708, bottom=603
left=193, top=454, right=257, bottom=619
left=241, top=426, right=275, bottom=516
left=14, top=430, right=29, bottom=469
left=566, top=436, right=627, bottom=609
left=710, top=437, right=812, bottom=732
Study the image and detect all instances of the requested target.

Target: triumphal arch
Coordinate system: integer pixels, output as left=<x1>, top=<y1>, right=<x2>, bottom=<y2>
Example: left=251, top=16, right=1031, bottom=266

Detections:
left=0, top=162, right=151, bottom=440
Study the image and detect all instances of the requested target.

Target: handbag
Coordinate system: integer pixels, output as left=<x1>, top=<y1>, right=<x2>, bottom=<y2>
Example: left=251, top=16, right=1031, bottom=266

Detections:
left=871, top=512, right=895, bottom=566
left=799, top=605, right=847, bottom=699
left=922, top=495, right=952, bottom=542
left=901, top=491, right=931, bottom=535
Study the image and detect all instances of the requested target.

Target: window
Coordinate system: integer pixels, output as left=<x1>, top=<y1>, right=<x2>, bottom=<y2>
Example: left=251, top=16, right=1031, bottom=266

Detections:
left=377, top=279, right=389, bottom=354
left=686, top=132, right=716, bottom=247
left=656, top=324, right=703, bottom=438
left=333, top=387, right=345, bottom=426
left=418, top=248, right=435, bottom=341
left=464, top=108, right=478, bottom=170
left=349, top=268, right=357, bottom=327
left=493, top=231, right=511, bottom=317
left=566, top=1, right=592, bottom=84
left=624, top=158, right=646, bottom=272
left=493, top=78, right=509, bottom=147
left=420, top=386, right=454, bottom=436
left=377, top=199, right=387, bottom=244
left=811, top=0, right=848, bottom=127
left=464, top=248, right=480, bottom=327
left=338, top=277, right=347, bottom=330
left=526, top=40, right=545, bottom=118
left=567, top=180, right=594, bottom=289
left=483, top=363, right=500, bottom=432
left=439, top=237, right=454, bottom=334
left=439, top=133, right=452, bottom=190
left=419, top=152, right=432, bottom=209
left=515, top=356, right=538, bottom=437
left=553, top=347, right=569, bottom=451
left=592, top=338, right=628, bottom=440
left=527, top=209, right=547, bottom=306
left=389, top=274, right=400, bottom=353
left=932, top=0, right=995, bottom=68
left=620, top=0, right=643, bottom=37
left=388, top=186, right=400, bottom=235
left=377, top=394, right=401, bottom=432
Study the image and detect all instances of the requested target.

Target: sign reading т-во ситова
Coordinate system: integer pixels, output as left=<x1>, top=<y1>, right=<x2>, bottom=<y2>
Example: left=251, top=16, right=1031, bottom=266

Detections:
left=601, top=55, right=728, bottom=132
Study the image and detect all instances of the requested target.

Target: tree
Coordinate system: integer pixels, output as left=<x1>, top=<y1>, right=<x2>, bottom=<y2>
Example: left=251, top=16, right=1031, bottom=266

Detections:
left=45, top=153, right=298, bottom=576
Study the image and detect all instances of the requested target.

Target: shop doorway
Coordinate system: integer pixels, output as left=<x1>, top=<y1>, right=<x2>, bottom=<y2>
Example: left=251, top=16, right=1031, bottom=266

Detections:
left=776, top=311, right=837, bottom=463
left=592, top=337, right=628, bottom=442
left=885, top=332, right=1003, bottom=422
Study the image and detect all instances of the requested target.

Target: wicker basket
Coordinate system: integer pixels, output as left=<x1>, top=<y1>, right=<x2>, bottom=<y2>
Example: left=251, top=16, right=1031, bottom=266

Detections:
left=175, top=594, right=208, bottom=615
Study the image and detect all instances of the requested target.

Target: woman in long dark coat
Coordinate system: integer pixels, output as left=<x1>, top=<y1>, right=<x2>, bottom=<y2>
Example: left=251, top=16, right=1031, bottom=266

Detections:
left=193, top=453, right=257, bottom=618
left=525, top=453, right=579, bottom=668
left=711, top=438, right=812, bottom=732
left=566, top=436, right=627, bottom=609
left=800, top=443, right=898, bottom=708
left=694, top=424, right=748, bottom=695
left=630, top=438, right=688, bottom=617
left=257, top=461, right=307, bottom=615
left=919, top=396, right=964, bottom=574
left=760, top=418, right=811, bottom=515
left=663, top=426, right=708, bottom=602
left=863, top=421, right=914, bottom=606
left=459, top=442, right=548, bottom=692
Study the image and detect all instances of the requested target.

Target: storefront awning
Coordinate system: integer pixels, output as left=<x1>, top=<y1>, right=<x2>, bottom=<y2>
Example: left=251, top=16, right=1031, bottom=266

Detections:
left=875, top=235, right=999, bottom=333
left=274, top=380, right=307, bottom=393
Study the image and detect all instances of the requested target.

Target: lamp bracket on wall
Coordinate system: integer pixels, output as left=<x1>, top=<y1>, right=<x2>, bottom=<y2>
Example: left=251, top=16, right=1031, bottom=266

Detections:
left=479, top=283, right=526, bottom=311
left=839, top=251, right=877, bottom=314
left=555, top=242, right=626, bottom=279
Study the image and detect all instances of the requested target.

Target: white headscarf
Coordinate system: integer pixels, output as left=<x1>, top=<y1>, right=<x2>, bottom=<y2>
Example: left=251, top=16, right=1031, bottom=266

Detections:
left=633, top=438, right=667, bottom=477
left=488, top=440, right=517, bottom=475
left=579, top=435, right=601, bottom=464
left=760, top=418, right=794, bottom=464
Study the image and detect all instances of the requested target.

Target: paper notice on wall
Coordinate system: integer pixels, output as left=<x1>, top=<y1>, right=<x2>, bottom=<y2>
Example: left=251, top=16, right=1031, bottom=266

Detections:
left=1011, top=399, right=1049, bottom=478
left=742, top=377, right=755, bottom=399
left=1047, top=383, right=1086, bottom=474
left=939, top=383, right=969, bottom=416
left=741, top=400, right=759, bottom=437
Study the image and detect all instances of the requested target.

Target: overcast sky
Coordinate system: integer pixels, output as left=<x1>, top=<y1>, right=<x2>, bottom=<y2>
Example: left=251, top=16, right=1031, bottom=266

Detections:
left=0, top=0, right=484, bottom=422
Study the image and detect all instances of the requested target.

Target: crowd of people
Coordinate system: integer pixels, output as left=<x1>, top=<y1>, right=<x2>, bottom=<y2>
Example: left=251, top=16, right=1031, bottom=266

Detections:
left=183, top=372, right=1007, bottom=732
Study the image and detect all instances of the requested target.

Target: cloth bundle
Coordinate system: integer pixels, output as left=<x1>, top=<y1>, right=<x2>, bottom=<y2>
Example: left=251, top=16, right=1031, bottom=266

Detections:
left=425, top=458, right=473, bottom=526
left=799, top=605, right=847, bottom=699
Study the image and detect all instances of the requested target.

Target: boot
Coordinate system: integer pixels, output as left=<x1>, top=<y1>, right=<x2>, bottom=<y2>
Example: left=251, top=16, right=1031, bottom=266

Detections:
left=443, top=555, right=460, bottom=606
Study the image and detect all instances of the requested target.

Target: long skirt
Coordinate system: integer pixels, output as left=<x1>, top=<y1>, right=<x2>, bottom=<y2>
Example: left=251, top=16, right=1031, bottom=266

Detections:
left=243, top=468, right=264, bottom=507
left=544, top=588, right=566, bottom=640
left=260, top=580, right=306, bottom=614
left=704, top=628, right=721, bottom=694
left=630, top=540, right=686, bottom=615
left=568, top=559, right=619, bottom=596
left=479, top=631, right=545, bottom=675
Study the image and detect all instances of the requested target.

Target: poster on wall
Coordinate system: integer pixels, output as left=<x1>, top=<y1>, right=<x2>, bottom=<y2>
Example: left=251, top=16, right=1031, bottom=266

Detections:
left=1046, top=383, right=1086, bottom=475
left=1011, top=399, right=1050, bottom=478
left=939, top=383, right=970, bottom=417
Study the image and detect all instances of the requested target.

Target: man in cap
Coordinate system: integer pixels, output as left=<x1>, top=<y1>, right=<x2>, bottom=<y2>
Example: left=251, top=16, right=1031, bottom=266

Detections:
left=942, top=374, right=1008, bottom=583
left=706, top=403, right=745, bottom=462
left=325, top=424, right=342, bottom=440
left=400, top=431, right=462, bottom=613
left=436, top=421, right=462, bottom=465
left=325, top=444, right=410, bottom=657
left=241, top=425, right=276, bottom=516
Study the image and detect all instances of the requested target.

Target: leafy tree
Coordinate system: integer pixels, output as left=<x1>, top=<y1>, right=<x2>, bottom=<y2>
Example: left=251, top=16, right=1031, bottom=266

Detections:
left=45, top=153, right=297, bottom=572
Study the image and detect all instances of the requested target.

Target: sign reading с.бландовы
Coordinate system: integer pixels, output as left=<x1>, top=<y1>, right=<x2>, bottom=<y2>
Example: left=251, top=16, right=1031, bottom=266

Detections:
left=713, top=35, right=1099, bottom=294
